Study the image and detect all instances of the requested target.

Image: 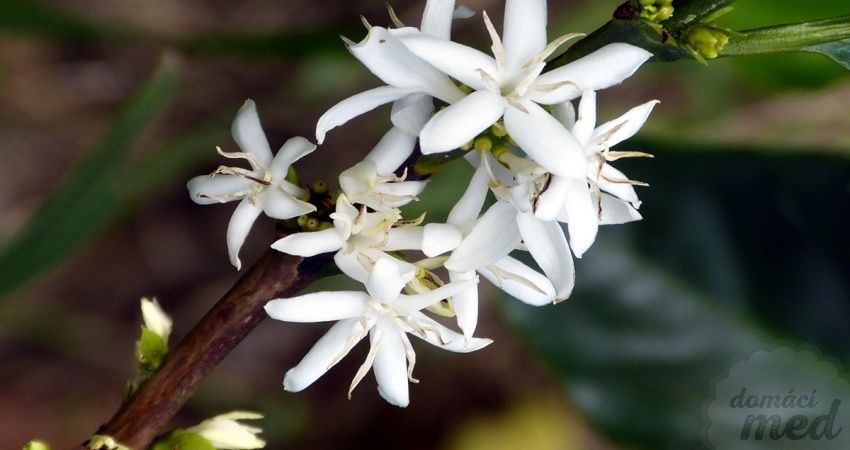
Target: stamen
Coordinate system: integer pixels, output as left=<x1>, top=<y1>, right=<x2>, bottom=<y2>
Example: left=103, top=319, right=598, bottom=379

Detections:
left=386, top=3, right=405, bottom=28
left=521, top=33, right=584, bottom=70
left=482, top=11, right=505, bottom=72
left=349, top=335, right=381, bottom=399
left=361, top=15, right=373, bottom=30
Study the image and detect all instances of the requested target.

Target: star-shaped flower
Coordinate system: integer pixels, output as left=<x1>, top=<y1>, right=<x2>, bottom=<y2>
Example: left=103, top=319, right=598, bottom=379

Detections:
left=264, top=257, right=490, bottom=407
left=187, top=100, right=316, bottom=269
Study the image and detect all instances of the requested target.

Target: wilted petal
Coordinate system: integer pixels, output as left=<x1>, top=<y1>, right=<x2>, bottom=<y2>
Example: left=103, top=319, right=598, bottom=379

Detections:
left=371, top=326, right=410, bottom=407
left=232, top=100, right=273, bottom=166
left=481, top=256, right=555, bottom=306
left=270, top=136, right=316, bottom=181
left=504, top=100, right=586, bottom=178
left=445, top=201, right=521, bottom=272
left=226, top=198, right=263, bottom=270
left=419, top=90, right=505, bottom=154
left=264, top=291, right=368, bottom=322
left=316, top=86, right=419, bottom=144
left=502, top=0, right=547, bottom=71
left=283, top=318, right=364, bottom=392
left=516, top=213, right=575, bottom=301
left=531, top=43, right=652, bottom=105
left=271, top=228, right=345, bottom=256
left=187, top=175, right=252, bottom=205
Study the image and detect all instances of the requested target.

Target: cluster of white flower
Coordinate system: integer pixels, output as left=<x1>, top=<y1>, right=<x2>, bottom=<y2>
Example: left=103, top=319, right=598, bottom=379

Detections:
left=188, top=0, right=657, bottom=408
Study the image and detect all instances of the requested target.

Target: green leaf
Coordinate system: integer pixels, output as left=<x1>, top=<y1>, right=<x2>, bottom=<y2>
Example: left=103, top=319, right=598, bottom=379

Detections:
left=0, top=57, right=179, bottom=300
left=722, top=15, right=850, bottom=69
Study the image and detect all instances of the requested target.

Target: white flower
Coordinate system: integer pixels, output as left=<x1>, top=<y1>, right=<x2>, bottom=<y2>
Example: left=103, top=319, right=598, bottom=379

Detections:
left=187, top=100, right=316, bottom=270
left=264, top=257, right=490, bottom=407
left=395, top=0, right=652, bottom=177
left=338, top=160, right=427, bottom=211
left=140, top=297, right=172, bottom=344
left=183, top=411, right=265, bottom=449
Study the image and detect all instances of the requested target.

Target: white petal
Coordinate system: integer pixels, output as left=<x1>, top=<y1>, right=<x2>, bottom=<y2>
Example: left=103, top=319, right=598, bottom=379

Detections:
left=264, top=291, right=368, bottom=322
left=447, top=269, right=479, bottom=338
left=504, top=100, right=586, bottom=178
left=366, top=257, right=409, bottom=304
left=516, top=213, right=575, bottom=301
left=364, top=127, right=418, bottom=174
left=419, top=90, right=505, bottom=154
left=397, top=33, right=499, bottom=90
left=445, top=201, right=521, bottom=272
left=271, top=228, right=345, bottom=256
left=391, top=93, right=435, bottom=136
left=503, top=0, right=548, bottom=71
left=422, top=223, right=462, bottom=256
left=532, top=43, right=652, bottom=104
left=446, top=157, right=490, bottom=228
left=283, top=318, right=364, bottom=392
left=409, top=310, right=492, bottom=352
left=187, top=175, right=252, bottom=205
left=553, top=101, right=576, bottom=129
left=270, top=136, right=316, bottom=181
left=597, top=164, right=640, bottom=206
left=533, top=175, right=570, bottom=221
left=480, top=256, right=555, bottom=306
left=421, top=0, right=457, bottom=39
left=371, top=326, right=410, bottom=407
left=350, top=27, right=464, bottom=103
left=316, top=86, right=418, bottom=144
left=261, top=186, right=315, bottom=220
left=226, top=198, right=262, bottom=270
left=382, top=227, right=425, bottom=252
left=590, top=99, right=660, bottom=148
left=396, top=277, right=478, bottom=312
left=232, top=100, right=273, bottom=166
left=335, top=251, right=371, bottom=283
left=561, top=179, right=598, bottom=258
left=571, top=90, right=597, bottom=145
left=598, top=192, right=642, bottom=224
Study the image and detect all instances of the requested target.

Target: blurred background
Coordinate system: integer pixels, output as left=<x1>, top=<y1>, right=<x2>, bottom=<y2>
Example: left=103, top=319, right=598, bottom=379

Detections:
left=1, top=0, right=849, bottom=448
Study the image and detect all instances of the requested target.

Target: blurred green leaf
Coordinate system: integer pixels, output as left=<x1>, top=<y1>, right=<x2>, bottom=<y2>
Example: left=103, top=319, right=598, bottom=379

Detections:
left=499, top=148, right=850, bottom=448
left=0, top=57, right=179, bottom=299
left=0, top=0, right=118, bottom=42
left=803, top=38, right=850, bottom=70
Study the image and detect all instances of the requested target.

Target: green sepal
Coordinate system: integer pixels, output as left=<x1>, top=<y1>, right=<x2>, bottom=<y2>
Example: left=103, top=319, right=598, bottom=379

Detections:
left=722, top=15, right=850, bottom=70
left=149, top=431, right=216, bottom=450
left=135, top=325, right=168, bottom=378
left=23, top=440, right=51, bottom=450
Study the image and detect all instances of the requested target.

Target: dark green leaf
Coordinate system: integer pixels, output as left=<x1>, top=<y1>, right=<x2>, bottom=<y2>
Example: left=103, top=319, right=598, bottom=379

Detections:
left=0, top=57, right=179, bottom=299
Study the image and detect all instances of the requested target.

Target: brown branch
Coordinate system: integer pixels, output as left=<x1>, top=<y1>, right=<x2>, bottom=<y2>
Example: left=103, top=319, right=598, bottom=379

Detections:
left=77, top=241, right=330, bottom=449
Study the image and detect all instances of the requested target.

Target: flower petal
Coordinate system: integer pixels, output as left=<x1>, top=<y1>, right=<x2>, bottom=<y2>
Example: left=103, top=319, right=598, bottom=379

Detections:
left=408, top=310, right=493, bottom=352
left=364, top=127, right=418, bottom=174
left=419, top=90, right=505, bottom=154
left=590, top=99, right=660, bottom=148
left=421, top=0, right=456, bottom=39
left=260, top=186, right=316, bottom=220
left=226, top=198, right=263, bottom=270
left=599, top=192, right=642, bottom=224
left=396, top=277, right=478, bottom=312
left=480, top=256, right=555, bottom=306
left=316, top=86, right=418, bottom=144
left=445, top=201, right=521, bottom=272
left=561, top=179, right=598, bottom=258
left=232, top=100, right=273, bottom=166
left=532, top=43, right=652, bottom=104
left=270, top=136, right=316, bottom=181
left=350, top=27, right=465, bottom=103
left=447, top=269, right=479, bottom=338
left=516, top=212, right=575, bottom=301
left=283, top=318, right=365, bottom=392
left=422, top=223, right=463, bottom=256
left=271, top=228, right=346, bottom=256
left=571, top=90, right=596, bottom=145
left=503, top=100, right=586, bottom=178
left=391, top=93, right=435, bottom=136
left=597, top=164, right=640, bottom=206
left=397, top=32, right=498, bottom=90
left=187, top=174, right=252, bottom=205
left=265, top=291, right=368, bottom=322
left=371, top=326, right=410, bottom=407
left=446, top=156, right=491, bottom=229
left=366, top=257, right=410, bottom=304
left=502, top=0, right=547, bottom=71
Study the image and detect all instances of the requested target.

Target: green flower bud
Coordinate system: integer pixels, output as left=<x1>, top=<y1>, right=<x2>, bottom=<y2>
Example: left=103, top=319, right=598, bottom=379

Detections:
left=23, top=440, right=51, bottom=450
left=685, top=25, right=730, bottom=60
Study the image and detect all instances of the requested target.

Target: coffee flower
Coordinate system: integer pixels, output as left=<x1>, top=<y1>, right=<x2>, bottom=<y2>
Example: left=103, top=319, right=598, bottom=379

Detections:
left=264, top=257, right=490, bottom=407
left=187, top=100, right=316, bottom=269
